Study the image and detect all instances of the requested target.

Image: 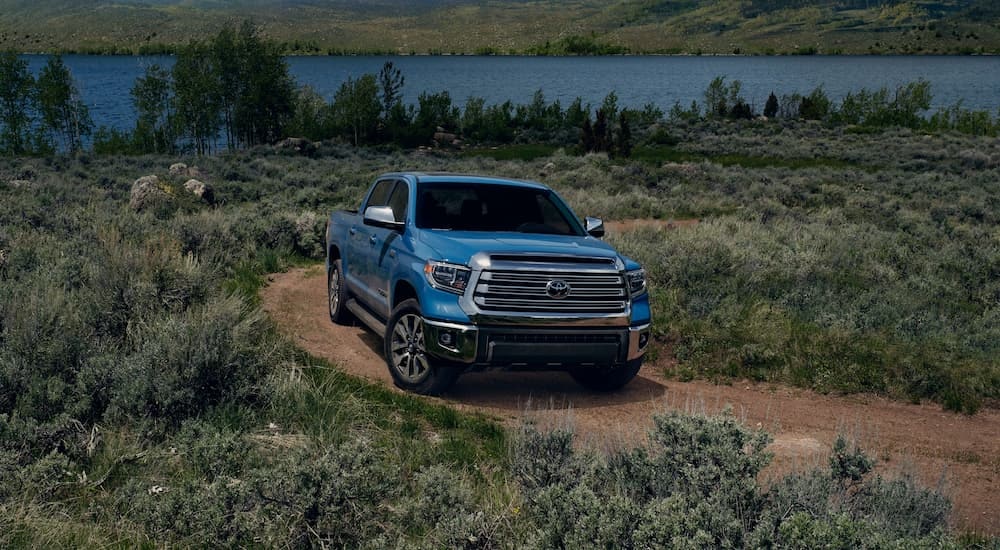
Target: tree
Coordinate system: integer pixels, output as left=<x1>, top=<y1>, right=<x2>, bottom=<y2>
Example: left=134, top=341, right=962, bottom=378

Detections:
left=764, top=92, right=779, bottom=118
left=414, top=91, right=459, bottom=142
left=0, top=51, right=36, bottom=155
left=799, top=86, right=832, bottom=121
left=35, top=55, right=92, bottom=153
left=331, top=74, right=380, bottom=146
left=580, top=113, right=594, bottom=153
left=212, top=25, right=241, bottom=148
left=173, top=41, right=222, bottom=154
left=704, top=76, right=749, bottom=119
left=377, top=61, right=404, bottom=121
left=705, top=76, right=729, bottom=118
left=613, top=109, right=633, bottom=158
left=564, top=97, right=587, bottom=130
left=231, top=21, right=295, bottom=146
left=600, top=91, right=619, bottom=125
left=131, top=64, right=176, bottom=153
left=289, top=85, right=331, bottom=141
left=593, top=108, right=609, bottom=153
left=730, top=100, right=753, bottom=120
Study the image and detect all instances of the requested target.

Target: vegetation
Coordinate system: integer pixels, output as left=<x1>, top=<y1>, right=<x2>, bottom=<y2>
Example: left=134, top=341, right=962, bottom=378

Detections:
left=1, top=0, right=999, bottom=55
left=1, top=16, right=999, bottom=543
left=1, top=121, right=995, bottom=543
left=2, top=39, right=999, bottom=415
left=0, top=52, right=90, bottom=155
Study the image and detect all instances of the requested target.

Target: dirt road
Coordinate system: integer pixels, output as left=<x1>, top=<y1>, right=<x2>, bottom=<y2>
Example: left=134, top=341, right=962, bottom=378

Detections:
left=262, top=266, right=1000, bottom=534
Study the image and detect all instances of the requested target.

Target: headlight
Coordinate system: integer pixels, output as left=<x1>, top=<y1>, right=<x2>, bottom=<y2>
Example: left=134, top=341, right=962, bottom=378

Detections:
left=626, top=268, right=647, bottom=297
left=425, top=261, right=472, bottom=294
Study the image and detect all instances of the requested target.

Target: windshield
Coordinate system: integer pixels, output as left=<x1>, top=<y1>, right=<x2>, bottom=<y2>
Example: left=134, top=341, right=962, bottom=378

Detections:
left=415, top=182, right=585, bottom=235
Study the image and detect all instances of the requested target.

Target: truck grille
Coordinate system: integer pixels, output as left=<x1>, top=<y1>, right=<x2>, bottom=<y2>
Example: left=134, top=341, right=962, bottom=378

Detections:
left=473, top=269, right=627, bottom=314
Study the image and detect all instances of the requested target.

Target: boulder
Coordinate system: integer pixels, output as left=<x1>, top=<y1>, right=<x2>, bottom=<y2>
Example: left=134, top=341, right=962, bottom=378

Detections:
left=276, top=137, right=316, bottom=155
left=129, top=175, right=169, bottom=212
left=184, top=178, right=215, bottom=204
left=6, top=179, right=31, bottom=188
left=433, top=132, right=457, bottom=144
left=168, top=162, right=188, bottom=177
left=540, top=162, right=556, bottom=177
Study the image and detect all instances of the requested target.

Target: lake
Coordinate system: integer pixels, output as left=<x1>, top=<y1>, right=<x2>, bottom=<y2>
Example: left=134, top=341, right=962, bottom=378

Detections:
left=21, top=54, right=1000, bottom=131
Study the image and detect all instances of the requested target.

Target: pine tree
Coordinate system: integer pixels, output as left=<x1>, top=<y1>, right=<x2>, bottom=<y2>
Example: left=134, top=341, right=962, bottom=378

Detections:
left=580, top=113, right=594, bottom=153
left=593, top=108, right=609, bottom=152
left=764, top=91, right=779, bottom=118
left=614, top=110, right=633, bottom=159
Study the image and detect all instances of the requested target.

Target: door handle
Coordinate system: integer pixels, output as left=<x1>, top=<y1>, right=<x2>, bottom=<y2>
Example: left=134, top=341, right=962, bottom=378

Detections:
left=369, top=235, right=378, bottom=246
left=349, top=227, right=357, bottom=236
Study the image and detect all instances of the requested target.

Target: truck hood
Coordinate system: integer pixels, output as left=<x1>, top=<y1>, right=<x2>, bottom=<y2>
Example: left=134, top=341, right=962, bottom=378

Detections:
left=418, top=230, right=620, bottom=266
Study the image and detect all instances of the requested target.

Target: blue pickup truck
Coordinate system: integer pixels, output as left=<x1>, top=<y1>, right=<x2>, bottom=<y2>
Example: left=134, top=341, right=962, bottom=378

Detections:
left=326, top=172, right=651, bottom=395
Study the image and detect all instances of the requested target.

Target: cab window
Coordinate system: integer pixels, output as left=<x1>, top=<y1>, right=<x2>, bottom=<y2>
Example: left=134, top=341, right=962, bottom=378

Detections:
left=365, top=179, right=395, bottom=210
left=386, top=181, right=409, bottom=223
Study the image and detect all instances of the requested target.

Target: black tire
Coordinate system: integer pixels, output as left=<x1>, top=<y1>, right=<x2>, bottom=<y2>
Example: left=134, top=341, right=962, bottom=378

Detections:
left=570, top=358, right=642, bottom=392
left=327, top=259, right=352, bottom=324
left=384, top=299, right=462, bottom=395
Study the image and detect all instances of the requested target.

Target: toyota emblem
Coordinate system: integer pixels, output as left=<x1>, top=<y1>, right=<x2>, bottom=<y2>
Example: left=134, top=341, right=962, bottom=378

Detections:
left=545, top=279, right=571, bottom=299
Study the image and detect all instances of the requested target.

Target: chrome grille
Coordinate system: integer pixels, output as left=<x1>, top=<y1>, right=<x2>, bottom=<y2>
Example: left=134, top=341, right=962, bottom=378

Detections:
left=473, top=269, right=627, bottom=314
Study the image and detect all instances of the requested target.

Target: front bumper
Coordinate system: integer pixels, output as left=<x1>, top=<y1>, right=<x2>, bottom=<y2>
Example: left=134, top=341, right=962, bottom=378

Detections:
left=424, top=319, right=651, bottom=368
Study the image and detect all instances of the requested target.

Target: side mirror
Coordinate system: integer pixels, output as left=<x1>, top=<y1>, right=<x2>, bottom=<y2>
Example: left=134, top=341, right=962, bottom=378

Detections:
left=585, top=216, right=605, bottom=238
left=364, top=206, right=404, bottom=232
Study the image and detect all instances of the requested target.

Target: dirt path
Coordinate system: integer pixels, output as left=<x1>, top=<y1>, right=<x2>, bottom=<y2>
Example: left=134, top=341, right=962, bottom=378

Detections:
left=262, top=266, right=1000, bottom=534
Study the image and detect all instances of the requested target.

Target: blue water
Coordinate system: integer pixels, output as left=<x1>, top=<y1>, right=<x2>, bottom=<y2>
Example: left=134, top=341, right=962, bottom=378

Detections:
left=21, top=54, right=1000, bottom=131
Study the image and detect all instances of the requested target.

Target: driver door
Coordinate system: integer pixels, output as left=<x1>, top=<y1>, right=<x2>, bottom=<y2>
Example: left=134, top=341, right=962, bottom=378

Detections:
left=368, top=179, right=408, bottom=319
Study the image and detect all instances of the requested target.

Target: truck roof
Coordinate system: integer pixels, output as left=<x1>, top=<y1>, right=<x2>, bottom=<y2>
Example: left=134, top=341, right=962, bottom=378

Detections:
left=380, top=172, right=550, bottom=191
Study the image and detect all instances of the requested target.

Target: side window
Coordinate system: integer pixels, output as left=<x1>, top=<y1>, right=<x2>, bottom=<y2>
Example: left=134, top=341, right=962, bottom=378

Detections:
left=386, top=181, right=409, bottom=223
left=365, top=179, right=395, bottom=210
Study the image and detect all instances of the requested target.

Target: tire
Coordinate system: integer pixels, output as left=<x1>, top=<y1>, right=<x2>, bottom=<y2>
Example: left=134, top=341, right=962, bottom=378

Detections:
left=570, top=358, right=642, bottom=392
left=384, top=299, right=462, bottom=395
left=327, top=259, right=352, bottom=324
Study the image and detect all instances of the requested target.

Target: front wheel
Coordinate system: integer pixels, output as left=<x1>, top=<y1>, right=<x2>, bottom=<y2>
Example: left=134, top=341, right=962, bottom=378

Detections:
left=570, top=359, right=642, bottom=392
left=384, top=299, right=462, bottom=395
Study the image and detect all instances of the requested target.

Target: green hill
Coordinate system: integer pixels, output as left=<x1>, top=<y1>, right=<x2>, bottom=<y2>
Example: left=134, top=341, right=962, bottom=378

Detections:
left=1, top=0, right=998, bottom=54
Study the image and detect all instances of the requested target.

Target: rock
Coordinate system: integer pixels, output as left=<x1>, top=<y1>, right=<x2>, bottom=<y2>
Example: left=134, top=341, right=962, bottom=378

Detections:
left=0, top=248, right=8, bottom=269
left=6, top=179, right=31, bottom=188
left=540, top=162, right=556, bottom=177
left=168, top=162, right=188, bottom=177
left=184, top=179, right=214, bottom=204
left=129, top=175, right=169, bottom=212
left=276, top=137, right=316, bottom=155
left=433, top=132, right=457, bottom=145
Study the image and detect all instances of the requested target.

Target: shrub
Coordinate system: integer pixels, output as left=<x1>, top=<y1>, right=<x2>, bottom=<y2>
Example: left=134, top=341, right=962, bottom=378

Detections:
left=513, top=413, right=953, bottom=548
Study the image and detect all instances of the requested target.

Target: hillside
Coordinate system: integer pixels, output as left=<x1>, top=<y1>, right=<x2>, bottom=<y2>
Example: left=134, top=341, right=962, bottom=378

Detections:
left=0, top=0, right=998, bottom=54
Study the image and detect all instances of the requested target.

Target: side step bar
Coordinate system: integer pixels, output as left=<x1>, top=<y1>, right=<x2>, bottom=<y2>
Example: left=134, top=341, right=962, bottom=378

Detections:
left=345, top=299, right=386, bottom=336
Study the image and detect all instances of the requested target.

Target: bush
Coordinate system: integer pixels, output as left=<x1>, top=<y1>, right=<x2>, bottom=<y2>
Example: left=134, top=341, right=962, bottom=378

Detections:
left=513, top=413, right=952, bottom=548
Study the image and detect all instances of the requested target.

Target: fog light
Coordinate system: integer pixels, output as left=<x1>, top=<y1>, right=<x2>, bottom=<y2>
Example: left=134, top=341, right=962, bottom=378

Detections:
left=638, top=332, right=650, bottom=350
left=439, top=331, right=454, bottom=347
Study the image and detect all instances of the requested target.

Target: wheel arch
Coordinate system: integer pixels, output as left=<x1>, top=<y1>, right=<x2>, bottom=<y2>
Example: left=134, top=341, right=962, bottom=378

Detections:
left=393, top=279, right=418, bottom=310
